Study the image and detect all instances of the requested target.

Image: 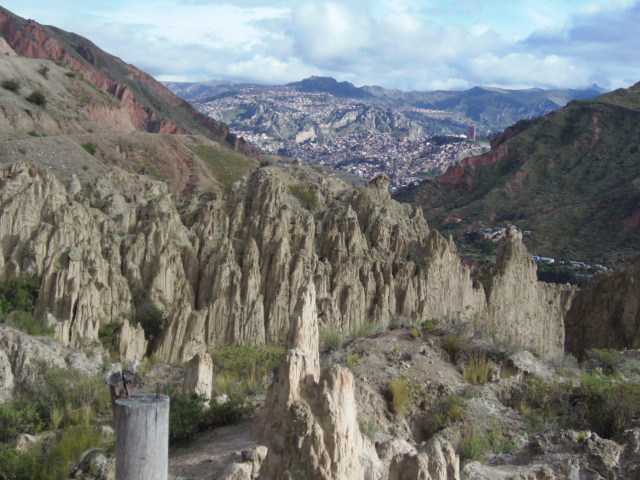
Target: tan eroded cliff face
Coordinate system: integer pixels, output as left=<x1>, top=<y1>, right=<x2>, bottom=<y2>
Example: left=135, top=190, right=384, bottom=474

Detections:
left=0, top=162, right=573, bottom=362
left=565, top=258, right=640, bottom=357
left=479, top=226, right=576, bottom=358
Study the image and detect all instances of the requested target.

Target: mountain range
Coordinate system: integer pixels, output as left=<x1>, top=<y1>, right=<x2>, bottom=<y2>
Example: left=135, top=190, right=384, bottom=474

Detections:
left=2, top=6, right=640, bottom=479
left=0, top=6, right=258, bottom=194
left=397, top=82, right=640, bottom=265
left=165, top=75, right=606, bottom=134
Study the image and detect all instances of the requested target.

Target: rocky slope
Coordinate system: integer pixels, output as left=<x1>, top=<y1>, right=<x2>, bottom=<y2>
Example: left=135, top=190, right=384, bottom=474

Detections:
left=565, top=257, right=640, bottom=357
left=172, top=76, right=604, bottom=137
left=0, top=6, right=256, bottom=155
left=0, top=52, right=256, bottom=195
left=397, top=82, right=640, bottom=265
left=0, top=159, right=574, bottom=365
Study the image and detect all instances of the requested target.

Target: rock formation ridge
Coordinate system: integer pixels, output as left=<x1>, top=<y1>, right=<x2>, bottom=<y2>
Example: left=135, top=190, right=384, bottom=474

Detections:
left=0, top=161, right=574, bottom=363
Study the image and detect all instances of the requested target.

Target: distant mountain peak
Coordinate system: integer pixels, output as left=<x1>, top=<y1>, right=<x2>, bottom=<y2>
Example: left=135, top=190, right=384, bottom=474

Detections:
left=287, top=76, right=372, bottom=99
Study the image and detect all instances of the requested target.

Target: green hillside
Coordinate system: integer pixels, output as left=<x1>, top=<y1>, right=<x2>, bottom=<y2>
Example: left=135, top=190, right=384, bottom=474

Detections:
left=397, top=82, right=640, bottom=265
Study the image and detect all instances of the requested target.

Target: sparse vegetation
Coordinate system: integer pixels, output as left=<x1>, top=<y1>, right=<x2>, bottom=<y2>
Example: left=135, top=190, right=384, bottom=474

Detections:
left=25, top=90, right=46, bottom=106
left=320, top=324, right=344, bottom=351
left=167, top=387, right=255, bottom=444
left=1, top=79, right=20, bottom=92
left=517, top=370, right=640, bottom=439
left=386, top=344, right=403, bottom=362
left=210, top=343, right=284, bottom=395
left=388, top=377, right=410, bottom=415
left=350, top=321, right=377, bottom=338
left=81, top=142, right=97, bottom=156
left=459, top=424, right=487, bottom=461
left=190, top=143, right=256, bottom=188
left=134, top=300, right=165, bottom=345
left=344, top=351, right=361, bottom=371
left=410, top=326, right=421, bottom=339
left=0, top=274, right=41, bottom=316
left=358, top=416, right=380, bottom=440
left=288, top=184, right=319, bottom=210
left=98, top=320, right=122, bottom=353
left=420, top=317, right=439, bottom=333
left=584, top=348, right=625, bottom=375
left=3, top=311, right=53, bottom=336
left=0, top=363, right=111, bottom=480
left=37, top=65, right=49, bottom=78
left=463, top=357, right=492, bottom=384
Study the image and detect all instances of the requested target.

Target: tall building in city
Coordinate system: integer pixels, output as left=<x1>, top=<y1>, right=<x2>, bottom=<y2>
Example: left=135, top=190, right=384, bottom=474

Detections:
left=467, top=124, right=476, bottom=140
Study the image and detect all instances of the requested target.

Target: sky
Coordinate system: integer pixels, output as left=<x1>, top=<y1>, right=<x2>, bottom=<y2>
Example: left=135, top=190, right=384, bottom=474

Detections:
left=2, top=0, right=639, bottom=92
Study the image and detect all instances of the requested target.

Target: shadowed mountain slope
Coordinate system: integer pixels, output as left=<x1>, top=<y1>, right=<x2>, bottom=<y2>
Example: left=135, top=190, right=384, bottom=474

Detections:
left=396, top=82, right=640, bottom=265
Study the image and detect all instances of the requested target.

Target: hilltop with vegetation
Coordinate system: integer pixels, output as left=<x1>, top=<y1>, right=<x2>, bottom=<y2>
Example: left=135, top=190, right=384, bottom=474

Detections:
left=397, top=82, right=640, bottom=266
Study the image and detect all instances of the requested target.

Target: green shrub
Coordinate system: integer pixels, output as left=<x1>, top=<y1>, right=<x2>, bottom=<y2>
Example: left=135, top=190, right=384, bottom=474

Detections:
left=134, top=300, right=165, bottom=344
left=168, top=391, right=208, bottom=443
left=485, top=422, right=522, bottom=454
left=420, top=317, right=438, bottom=333
left=98, top=321, right=122, bottom=353
left=210, top=343, right=284, bottom=395
left=37, top=65, right=49, bottom=78
left=423, top=394, right=466, bottom=437
left=577, top=372, right=640, bottom=438
left=386, top=344, right=403, bottom=362
left=518, top=372, right=640, bottom=439
left=441, top=333, right=475, bottom=363
left=320, top=325, right=344, bottom=351
left=1, top=425, right=108, bottom=480
left=0, top=275, right=41, bottom=318
left=4, top=311, right=53, bottom=336
left=288, top=184, right=319, bottom=210
left=1, top=79, right=20, bottom=92
left=19, top=363, right=109, bottom=428
left=168, top=388, right=254, bottom=444
left=443, top=394, right=465, bottom=422
left=80, top=142, right=97, bottom=156
left=0, top=400, right=45, bottom=442
left=25, top=91, right=46, bottom=106
left=388, top=377, right=409, bottom=415
left=584, top=348, right=624, bottom=375
left=349, top=321, right=377, bottom=338
left=64, top=71, right=76, bottom=78
left=204, top=395, right=254, bottom=427
left=463, top=358, right=492, bottom=385
left=459, top=425, right=487, bottom=461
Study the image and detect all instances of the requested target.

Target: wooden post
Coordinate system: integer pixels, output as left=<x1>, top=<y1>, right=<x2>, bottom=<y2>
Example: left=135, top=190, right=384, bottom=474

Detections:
left=115, top=394, right=170, bottom=480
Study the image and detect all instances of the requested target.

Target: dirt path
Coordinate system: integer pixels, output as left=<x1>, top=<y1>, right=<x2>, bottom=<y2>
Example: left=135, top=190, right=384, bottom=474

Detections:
left=169, top=417, right=257, bottom=480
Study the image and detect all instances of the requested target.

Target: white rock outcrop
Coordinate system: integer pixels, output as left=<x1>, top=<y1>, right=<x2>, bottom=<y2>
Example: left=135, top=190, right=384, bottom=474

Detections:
left=0, top=162, right=574, bottom=363
left=255, top=283, right=380, bottom=479
left=182, top=352, right=213, bottom=403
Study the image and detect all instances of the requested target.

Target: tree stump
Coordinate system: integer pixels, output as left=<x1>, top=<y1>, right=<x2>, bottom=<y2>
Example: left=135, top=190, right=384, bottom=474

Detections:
left=115, top=394, right=170, bottom=480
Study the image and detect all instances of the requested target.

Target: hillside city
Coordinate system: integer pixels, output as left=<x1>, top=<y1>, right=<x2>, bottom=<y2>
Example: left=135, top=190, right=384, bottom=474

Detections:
left=192, top=87, right=489, bottom=188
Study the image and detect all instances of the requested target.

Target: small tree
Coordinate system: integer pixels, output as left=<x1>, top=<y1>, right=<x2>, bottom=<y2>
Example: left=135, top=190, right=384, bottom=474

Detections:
left=26, top=90, right=46, bottom=107
left=1, top=79, right=20, bottom=92
left=37, top=65, right=49, bottom=78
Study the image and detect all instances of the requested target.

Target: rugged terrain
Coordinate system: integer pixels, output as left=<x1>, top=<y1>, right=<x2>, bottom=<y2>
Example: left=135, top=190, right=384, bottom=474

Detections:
left=0, top=7, right=259, bottom=195
left=167, top=75, right=604, bottom=136
left=397, top=82, right=640, bottom=265
left=1, top=6, right=640, bottom=480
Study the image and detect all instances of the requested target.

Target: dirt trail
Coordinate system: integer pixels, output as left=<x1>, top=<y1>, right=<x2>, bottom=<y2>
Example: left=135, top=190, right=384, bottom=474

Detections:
left=169, top=418, right=257, bottom=480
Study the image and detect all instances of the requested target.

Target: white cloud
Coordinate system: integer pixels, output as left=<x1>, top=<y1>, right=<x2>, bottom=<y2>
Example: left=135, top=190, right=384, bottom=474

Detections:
left=1, top=0, right=638, bottom=91
left=467, top=53, right=586, bottom=88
